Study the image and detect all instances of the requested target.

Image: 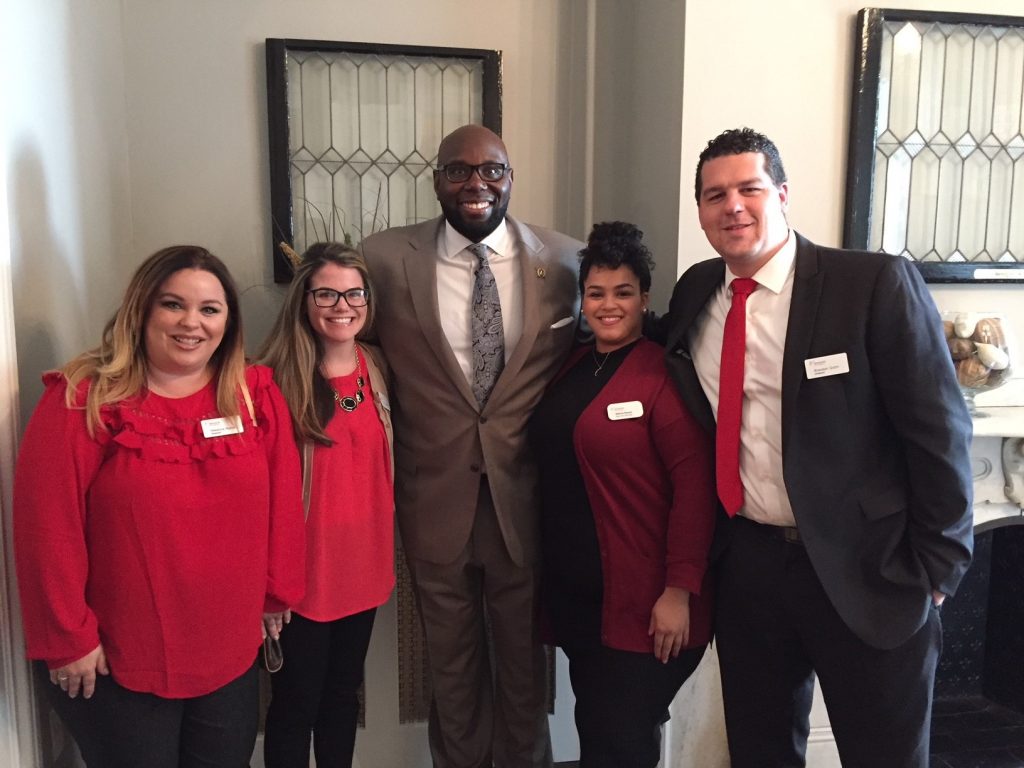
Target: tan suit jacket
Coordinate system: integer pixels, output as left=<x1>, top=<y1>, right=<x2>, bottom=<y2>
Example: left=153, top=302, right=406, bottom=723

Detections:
left=362, top=216, right=582, bottom=566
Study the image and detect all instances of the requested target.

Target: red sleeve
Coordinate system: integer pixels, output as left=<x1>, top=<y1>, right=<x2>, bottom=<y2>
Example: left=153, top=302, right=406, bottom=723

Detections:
left=649, top=375, right=716, bottom=595
left=250, top=366, right=306, bottom=612
left=13, top=374, right=104, bottom=668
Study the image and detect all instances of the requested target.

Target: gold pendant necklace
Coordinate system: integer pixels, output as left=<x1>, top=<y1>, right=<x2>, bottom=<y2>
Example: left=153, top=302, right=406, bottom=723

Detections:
left=327, top=349, right=365, bottom=412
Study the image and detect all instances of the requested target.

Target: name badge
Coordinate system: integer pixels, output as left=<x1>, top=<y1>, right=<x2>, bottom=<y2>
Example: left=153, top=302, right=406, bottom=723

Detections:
left=804, top=352, right=850, bottom=380
left=607, top=401, right=644, bottom=420
left=201, top=416, right=244, bottom=438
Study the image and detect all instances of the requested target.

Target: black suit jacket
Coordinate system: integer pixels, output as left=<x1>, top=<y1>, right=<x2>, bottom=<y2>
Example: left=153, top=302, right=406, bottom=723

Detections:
left=663, top=232, right=973, bottom=650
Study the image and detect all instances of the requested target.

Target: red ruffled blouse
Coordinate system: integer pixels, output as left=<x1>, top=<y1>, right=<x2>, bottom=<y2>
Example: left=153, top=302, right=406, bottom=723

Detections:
left=14, top=365, right=305, bottom=698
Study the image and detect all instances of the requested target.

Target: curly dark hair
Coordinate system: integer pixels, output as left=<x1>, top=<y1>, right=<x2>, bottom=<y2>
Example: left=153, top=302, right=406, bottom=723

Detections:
left=578, top=221, right=655, bottom=294
left=694, top=127, right=787, bottom=202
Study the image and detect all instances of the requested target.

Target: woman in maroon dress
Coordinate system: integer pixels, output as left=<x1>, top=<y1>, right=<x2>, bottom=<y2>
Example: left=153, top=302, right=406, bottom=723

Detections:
left=529, top=222, right=716, bottom=767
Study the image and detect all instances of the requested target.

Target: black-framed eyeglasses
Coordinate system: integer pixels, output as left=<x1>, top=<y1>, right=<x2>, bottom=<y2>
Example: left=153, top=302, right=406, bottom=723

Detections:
left=436, top=163, right=511, bottom=183
left=306, top=287, right=370, bottom=308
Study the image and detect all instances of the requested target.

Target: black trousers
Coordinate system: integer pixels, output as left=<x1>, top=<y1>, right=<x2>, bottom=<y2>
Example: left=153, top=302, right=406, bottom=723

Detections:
left=716, top=516, right=942, bottom=768
left=36, top=659, right=258, bottom=768
left=263, top=608, right=377, bottom=768
left=562, top=639, right=706, bottom=768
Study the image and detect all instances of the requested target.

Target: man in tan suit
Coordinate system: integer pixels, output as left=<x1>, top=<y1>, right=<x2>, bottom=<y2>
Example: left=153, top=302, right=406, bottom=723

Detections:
left=362, top=125, right=582, bottom=768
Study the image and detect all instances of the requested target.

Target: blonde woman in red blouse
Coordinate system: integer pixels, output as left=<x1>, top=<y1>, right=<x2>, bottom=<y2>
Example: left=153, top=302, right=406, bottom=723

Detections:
left=258, top=242, right=394, bottom=768
left=14, top=246, right=306, bottom=768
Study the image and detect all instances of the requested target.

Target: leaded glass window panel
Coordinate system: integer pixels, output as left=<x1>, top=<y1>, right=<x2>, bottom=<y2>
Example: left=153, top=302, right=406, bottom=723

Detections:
left=267, top=39, right=502, bottom=281
left=845, top=9, right=1024, bottom=282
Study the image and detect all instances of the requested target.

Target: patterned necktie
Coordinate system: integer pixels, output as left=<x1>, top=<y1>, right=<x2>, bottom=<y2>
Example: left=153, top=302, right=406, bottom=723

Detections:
left=469, top=243, right=505, bottom=407
left=716, top=277, right=758, bottom=516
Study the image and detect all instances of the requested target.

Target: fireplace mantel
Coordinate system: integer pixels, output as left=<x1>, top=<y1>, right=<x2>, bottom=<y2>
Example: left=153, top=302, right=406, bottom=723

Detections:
left=972, top=406, right=1024, bottom=438
left=969, top=407, right=1024, bottom=530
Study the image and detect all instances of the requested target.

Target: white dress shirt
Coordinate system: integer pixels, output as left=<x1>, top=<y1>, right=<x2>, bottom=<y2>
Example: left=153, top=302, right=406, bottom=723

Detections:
left=436, top=219, right=524, bottom=387
left=690, top=231, right=798, bottom=526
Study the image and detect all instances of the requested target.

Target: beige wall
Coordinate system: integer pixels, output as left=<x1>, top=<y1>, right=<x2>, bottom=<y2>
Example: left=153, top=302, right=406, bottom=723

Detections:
left=6, top=0, right=134, bottom=426
left=591, top=0, right=686, bottom=314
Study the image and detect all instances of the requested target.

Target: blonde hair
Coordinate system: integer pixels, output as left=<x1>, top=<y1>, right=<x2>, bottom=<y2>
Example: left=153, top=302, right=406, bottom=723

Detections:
left=257, top=242, right=375, bottom=445
left=62, top=246, right=249, bottom=435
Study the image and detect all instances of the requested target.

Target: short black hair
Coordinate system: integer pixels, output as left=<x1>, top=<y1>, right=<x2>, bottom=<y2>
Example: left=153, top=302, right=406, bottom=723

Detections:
left=694, top=127, right=787, bottom=202
left=578, top=221, right=654, bottom=293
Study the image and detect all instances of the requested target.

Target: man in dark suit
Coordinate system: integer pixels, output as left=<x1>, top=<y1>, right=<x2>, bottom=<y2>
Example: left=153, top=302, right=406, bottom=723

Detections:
left=662, top=127, right=973, bottom=767
left=362, top=125, right=582, bottom=768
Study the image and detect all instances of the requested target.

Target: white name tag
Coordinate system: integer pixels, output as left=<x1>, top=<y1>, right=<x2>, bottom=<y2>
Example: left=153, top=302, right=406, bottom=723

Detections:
left=201, top=416, right=244, bottom=438
left=607, top=401, right=644, bottom=420
left=804, top=353, right=850, bottom=380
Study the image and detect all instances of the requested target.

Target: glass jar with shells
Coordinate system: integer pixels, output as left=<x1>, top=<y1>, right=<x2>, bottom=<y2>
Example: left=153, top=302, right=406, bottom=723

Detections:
left=942, top=311, right=1014, bottom=415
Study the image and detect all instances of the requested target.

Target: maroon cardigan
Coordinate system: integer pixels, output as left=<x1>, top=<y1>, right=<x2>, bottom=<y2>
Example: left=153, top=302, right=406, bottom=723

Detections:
left=554, top=339, right=716, bottom=653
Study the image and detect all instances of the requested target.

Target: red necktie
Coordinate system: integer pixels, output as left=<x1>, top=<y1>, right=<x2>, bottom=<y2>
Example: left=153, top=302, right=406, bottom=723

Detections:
left=716, top=278, right=758, bottom=516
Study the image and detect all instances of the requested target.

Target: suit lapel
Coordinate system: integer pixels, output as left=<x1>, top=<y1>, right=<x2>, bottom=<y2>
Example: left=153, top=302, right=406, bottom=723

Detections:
left=665, top=261, right=723, bottom=436
left=403, top=220, right=478, bottom=409
left=481, top=218, right=543, bottom=409
left=666, top=262, right=724, bottom=355
left=781, top=233, right=824, bottom=445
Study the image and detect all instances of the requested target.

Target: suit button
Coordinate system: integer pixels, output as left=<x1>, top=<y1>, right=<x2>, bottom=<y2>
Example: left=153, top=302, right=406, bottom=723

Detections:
left=470, top=463, right=481, bottom=473
left=480, top=416, right=488, bottom=424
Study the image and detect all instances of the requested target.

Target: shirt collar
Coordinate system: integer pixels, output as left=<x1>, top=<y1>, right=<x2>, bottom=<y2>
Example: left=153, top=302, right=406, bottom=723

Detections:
left=441, top=218, right=510, bottom=261
left=725, top=229, right=796, bottom=295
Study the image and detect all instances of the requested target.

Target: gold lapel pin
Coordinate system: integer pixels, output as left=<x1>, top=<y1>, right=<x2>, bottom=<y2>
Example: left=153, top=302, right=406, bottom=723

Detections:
left=536, top=267, right=546, bottom=278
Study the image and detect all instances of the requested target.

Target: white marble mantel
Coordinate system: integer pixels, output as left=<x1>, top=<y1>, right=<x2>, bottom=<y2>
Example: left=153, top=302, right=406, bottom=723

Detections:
left=969, top=407, right=1024, bottom=531
left=972, top=406, right=1024, bottom=438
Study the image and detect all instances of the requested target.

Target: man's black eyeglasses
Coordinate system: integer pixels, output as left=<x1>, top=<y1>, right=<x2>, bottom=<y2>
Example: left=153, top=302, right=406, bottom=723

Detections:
left=436, top=163, right=511, bottom=183
left=306, top=288, right=370, bottom=308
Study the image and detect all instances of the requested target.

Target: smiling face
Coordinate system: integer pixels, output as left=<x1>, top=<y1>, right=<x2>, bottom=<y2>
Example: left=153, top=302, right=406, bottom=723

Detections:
left=144, top=268, right=228, bottom=380
left=305, top=263, right=367, bottom=349
left=697, top=151, right=790, bottom=277
left=434, top=125, right=513, bottom=242
left=582, top=265, right=648, bottom=353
